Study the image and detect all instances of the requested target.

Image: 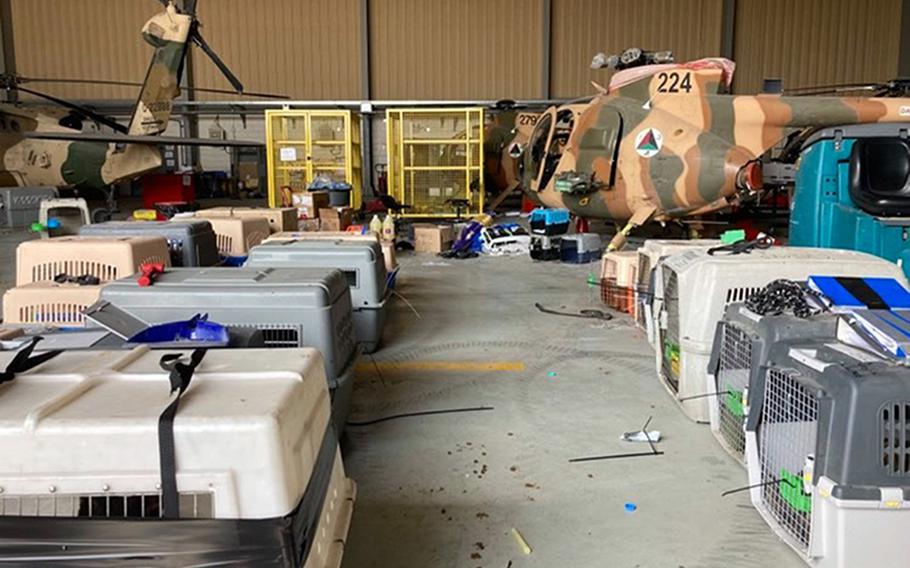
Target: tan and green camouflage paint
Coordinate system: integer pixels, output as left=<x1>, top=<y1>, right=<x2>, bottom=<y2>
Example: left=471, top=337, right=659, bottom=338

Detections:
left=525, top=66, right=910, bottom=225
left=0, top=3, right=191, bottom=191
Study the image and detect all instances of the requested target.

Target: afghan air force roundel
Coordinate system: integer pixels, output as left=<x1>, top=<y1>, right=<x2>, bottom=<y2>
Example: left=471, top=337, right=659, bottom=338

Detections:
left=634, top=128, right=663, bottom=158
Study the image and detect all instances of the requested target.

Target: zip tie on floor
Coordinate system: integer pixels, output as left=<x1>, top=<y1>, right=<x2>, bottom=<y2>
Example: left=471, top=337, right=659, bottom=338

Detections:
left=346, top=405, right=494, bottom=427
left=534, top=302, right=613, bottom=321
left=511, top=528, right=532, bottom=555
left=392, top=289, right=422, bottom=319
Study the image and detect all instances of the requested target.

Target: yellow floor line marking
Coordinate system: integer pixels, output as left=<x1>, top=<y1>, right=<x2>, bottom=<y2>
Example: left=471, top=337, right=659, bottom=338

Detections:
left=356, top=361, right=525, bottom=373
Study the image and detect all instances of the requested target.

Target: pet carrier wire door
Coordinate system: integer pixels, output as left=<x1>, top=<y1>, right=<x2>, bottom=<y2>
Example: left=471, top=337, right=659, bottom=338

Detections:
left=636, top=240, right=722, bottom=339
left=386, top=108, right=484, bottom=217
left=265, top=110, right=363, bottom=209
left=600, top=251, right=638, bottom=313
left=744, top=344, right=910, bottom=567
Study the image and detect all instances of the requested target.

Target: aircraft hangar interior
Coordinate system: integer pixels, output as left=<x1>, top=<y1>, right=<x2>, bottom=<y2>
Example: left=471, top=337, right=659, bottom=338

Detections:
left=1, top=1, right=910, bottom=566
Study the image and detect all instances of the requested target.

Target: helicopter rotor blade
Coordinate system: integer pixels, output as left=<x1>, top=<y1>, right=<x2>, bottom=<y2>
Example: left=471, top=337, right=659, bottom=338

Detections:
left=191, top=29, right=244, bottom=94
left=7, top=83, right=128, bottom=134
left=15, top=76, right=288, bottom=100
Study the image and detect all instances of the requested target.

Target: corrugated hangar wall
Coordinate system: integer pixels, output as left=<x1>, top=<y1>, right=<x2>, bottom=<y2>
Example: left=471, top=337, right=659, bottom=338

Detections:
left=550, top=0, right=725, bottom=98
left=3, top=0, right=906, bottom=99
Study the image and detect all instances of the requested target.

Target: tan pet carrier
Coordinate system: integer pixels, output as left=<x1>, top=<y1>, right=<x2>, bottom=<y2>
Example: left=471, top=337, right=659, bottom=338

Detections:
left=16, top=236, right=170, bottom=286
left=3, top=281, right=103, bottom=326
left=203, top=217, right=270, bottom=256
left=600, top=251, right=638, bottom=314
left=196, top=207, right=298, bottom=234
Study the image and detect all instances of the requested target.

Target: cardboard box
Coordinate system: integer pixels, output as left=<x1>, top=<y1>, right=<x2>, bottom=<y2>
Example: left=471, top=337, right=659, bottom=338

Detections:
left=298, top=218, right=321, bottom=232
left=292, top=191, right=330, bottom=219
left=413, top=223, right=454, bottom=254
left=319, top=207, right=354, bottom=232
left=381, top=240, right=398, bottom=272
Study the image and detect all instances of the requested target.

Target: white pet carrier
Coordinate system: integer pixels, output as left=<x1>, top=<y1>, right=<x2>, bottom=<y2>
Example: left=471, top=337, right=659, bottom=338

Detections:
left=635, top=239, right=721, bottom=341
left=0, top=345, right=355, bottom=566
left=600, top=251, right=638, bottom=314
left=744, top=342, right=910, bottom=567
left=655, top=247, right=906, bottom=422
left=706, top=304, right=839, bottom=464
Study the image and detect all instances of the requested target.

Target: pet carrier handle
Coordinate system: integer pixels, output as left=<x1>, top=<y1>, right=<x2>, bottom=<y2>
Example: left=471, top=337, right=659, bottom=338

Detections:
left=157, top=348, right=208, bottom=519
left=0, top=337, right=62, bottom=385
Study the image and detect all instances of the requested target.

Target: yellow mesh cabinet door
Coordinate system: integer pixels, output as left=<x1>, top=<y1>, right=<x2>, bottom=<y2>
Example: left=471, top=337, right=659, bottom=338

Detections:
left=266, top=110, right=363, bottom=209
left=386, top=108, right=484, bottom=217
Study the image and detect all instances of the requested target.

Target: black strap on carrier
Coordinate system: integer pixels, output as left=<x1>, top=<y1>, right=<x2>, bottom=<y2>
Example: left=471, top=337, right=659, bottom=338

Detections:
left=0, top=337, right=62, bottom=386
left=157, top=348, right=208, bottom=519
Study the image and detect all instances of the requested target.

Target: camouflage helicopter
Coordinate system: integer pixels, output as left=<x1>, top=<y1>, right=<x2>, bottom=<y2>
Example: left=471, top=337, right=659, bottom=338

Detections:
left=519, top=47, right=910, bottom=249
left=0, top=0, right=270, bottom=218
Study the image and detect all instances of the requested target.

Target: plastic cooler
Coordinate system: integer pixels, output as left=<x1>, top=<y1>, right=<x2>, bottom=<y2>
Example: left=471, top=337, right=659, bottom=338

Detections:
left=600, top=250, right=638, bottom=313
left=79, top=220, right=220, bottom=267
left=266, top=231, right=398, bottom=273
left=16, top=236, right=171, bottom=286
left=635, top=239, right=722, bottom=338
left=655, top=247, right=906, bottom=423
left=246, top=239, right=387, bottom=353
left=744, top=341, right=910, bottom=568
left=95, top=267, right=358, bottom=431
left=706, top=304, right=839, bottom=465
left=204, top=217, right=270, bottom=257
left=560, top=233, right=601, bottom=263
left=2, top=282, right=103, bottom=327
left=0, top=345, right=355, bottom=567
left=195, top=206, right=298, bottom=234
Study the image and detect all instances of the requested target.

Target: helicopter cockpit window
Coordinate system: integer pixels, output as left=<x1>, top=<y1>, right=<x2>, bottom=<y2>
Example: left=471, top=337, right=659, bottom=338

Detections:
left=538, top=109, right=577, bottom=191
left=527, top=113, right=552, bottom=181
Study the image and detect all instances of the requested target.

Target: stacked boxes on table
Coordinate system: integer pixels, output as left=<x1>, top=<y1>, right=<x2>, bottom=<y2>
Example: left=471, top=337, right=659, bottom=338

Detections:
left=79, top=219, right=220, bottom=267
left=3, top=236, right=171, bottom=327
left=0, top=345, right=354, bottom=567
left=95, top=267, right=358, bottom=432
left=529, top=208, right=569, bottom=260
left=246, top=239, right=388, bottom=353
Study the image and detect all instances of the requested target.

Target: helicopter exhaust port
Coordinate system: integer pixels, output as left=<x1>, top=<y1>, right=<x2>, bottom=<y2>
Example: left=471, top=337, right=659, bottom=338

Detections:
left=736, top=160, right=764, bottom=192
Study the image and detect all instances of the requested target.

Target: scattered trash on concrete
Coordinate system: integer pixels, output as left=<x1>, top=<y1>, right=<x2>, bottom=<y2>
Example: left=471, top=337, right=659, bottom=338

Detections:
left=624, top=502, right=638, bottom=513
left=621, top=430, right=662, bottom=443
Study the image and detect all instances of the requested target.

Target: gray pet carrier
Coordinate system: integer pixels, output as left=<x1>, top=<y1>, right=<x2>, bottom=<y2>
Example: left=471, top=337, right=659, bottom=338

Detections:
left=706, top=304, right=839, bottom=464
left=79, top=220, right=220, bottom=267
left=93, top=267, right=357, bottom=431
left=245, top=239, right=387, bottom=353
left=744, top=341, right=910, bottom=567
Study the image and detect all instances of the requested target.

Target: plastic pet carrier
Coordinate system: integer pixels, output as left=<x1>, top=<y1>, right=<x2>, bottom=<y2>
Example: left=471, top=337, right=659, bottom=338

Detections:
left=0, top=345, right=355, bottom=567
left=2, top=282, right=103, bottom=327
left=0, top=186, right=57, bottom=227
left=600, top=251, right=638, bottom=313
left=204, top=217, right=270, bottom=257
left=246, top=240, right=388, bottom=353
left=95, top=267, right=357, bottom=431
left=706, top=304, right=839, bottom=464
left=655, top=247, right=905, bottom=422
left=16, top=236, right=171, bottom=286
left=530, top=235, right=561, bottom=261
left=744, top=342, right=910, bottom=567
left=635, top=239, right=721, bottom=338
left=79, top=220, right=220, bottom=267
left=560, top=233, right=601, bottom=263
left=529, top=208, right=570, bottom=236
left=266, top=232, right=398, bottom=273
left=196, top=206, right=298, bottom=234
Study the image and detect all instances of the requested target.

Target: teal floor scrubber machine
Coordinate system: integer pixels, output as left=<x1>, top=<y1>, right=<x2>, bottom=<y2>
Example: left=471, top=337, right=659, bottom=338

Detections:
left=789, top=123, right=910, bottom=277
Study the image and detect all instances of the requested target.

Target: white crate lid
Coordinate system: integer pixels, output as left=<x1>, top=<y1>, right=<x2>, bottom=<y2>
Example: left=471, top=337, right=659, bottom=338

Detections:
left=0, top=346, right=330, bottom=519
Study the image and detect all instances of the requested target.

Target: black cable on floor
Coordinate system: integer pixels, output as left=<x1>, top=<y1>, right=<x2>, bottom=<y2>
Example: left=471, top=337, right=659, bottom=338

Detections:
left=534, top=302, right=613, bottom=321
left=346, top=405, right=495, bottom=427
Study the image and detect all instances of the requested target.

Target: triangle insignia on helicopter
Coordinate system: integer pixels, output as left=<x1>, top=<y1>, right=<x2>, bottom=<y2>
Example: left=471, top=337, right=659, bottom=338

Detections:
left=634, top=128, right=663, bottom=158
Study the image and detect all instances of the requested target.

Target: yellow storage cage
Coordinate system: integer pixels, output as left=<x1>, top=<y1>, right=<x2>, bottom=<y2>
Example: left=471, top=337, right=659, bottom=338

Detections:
left=265, top=110, right=363, bottom=210
left=386, top=108, right=484, bottom=217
